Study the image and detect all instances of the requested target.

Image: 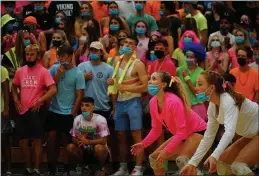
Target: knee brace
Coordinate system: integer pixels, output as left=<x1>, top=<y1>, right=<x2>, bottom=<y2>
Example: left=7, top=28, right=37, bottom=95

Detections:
left=217, top=160, right=233, bottom=175
left=231, top=162, right=253, bottom=175
left=175, top=156, right=190, bottom=170
left=149, top=154, right=168, bottom=171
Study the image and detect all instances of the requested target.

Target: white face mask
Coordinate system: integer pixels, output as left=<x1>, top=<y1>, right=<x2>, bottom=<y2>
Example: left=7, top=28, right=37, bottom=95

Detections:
left=79, top=35, right=88, bottom=44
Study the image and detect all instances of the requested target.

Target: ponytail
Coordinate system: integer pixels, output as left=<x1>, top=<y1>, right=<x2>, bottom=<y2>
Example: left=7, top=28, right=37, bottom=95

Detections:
left=158, top=72, right=191, bottom=113
left=223, top=81, right=245, bottom=109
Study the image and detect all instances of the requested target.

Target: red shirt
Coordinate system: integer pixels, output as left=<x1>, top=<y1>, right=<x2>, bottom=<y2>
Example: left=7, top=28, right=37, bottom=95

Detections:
left=149, top=55, right=176, bottom=76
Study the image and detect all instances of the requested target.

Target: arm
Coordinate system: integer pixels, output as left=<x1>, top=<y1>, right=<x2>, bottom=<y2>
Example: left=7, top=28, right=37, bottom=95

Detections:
left=71, top=89, right=84, bottom=117
left=88, top=136, right=108, bottom=145
left=42, top=51, right=50, bottom=69
left=123, top=61, right=148, bottom=93
left=254, top=91, right=259, bottom=104
left=200, top=29, right=208, bottom=47
left=218, top=53, right=229, bottom=75
left=2, top=78, right=10, bottom=118
left=186, top=79, right=198, bottom=95
left=167, top=36, right=174, bottom=56
left=38, top=84, right=57, bottom=103
left=188, top=104, right=219, bottom=167
left=74, top=20, right=82, bottom=38
left=39, top=32, right=47, bottom=56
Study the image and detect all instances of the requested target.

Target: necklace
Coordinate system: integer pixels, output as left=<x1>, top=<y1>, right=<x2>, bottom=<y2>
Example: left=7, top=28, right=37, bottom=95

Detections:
left=238, top=68, right=250, bottom=85
left=157, top=58, right=166, bottom=71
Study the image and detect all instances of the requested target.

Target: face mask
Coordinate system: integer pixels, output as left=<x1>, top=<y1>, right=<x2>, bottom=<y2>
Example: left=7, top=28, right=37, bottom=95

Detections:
left=26, top=60, right=37, bottom=67
left=235, top=36, right=245, bottom=44
left=119, top=46, right=132, bottom=55
left=79, top=35, right=88, bottom=44
left=154, top=50, right=165, bottom=59
left=6, top=7, right=14, bottom=13
left=109, top=25, right=119, bottom=31
left=184, top=37, right=192, bottom=43
left=196, top=87, right=212, bottom=102
left=109, top=9, right=119, bottom=15
left=148, top=85, right=159, bottom=96
left=186, top=58, right=196, bottom=67
left=82, top=111, right=91, bottom=120
left=135, top=27, right=145, bottom=35
left=160, top=10, right=164, bottom=17
left=237, top=57, right=247, bottom=67
left=81, top=12, right=90, bottom=17
left=52, top=40, right=62, bottom=47
left=150, top=51, right=157, bottom=61
left=211, top=41, right=221, bottom=48
left=184, top=8, right=190, bottom=14
left=23, top=39, right=30, bottom=47
left=220, top=27, right=228, bottom=34
left=89, top=53, right=100, bottom=61
left=34, top=6, right=44, bottom=11
left=254, top=55, right=259, bottom=60
left=5, top=23, right=13, bottom=33
left=55, top=17, right=62, bottom=24
left=135, top=4, right=144, bottom=11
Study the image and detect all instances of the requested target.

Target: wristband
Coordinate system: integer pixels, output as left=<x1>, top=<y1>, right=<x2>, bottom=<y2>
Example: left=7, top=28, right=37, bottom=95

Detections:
left=184, top=76, right=191, bottom=82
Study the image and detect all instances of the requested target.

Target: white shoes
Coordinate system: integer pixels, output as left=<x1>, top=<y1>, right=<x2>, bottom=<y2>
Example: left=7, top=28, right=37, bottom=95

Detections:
left=111, top=167, right=129, bottom=176
left=130, top=168, right=143, bottom=176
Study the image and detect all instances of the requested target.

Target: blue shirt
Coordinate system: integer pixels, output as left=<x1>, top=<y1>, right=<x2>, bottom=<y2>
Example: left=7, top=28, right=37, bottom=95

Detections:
left=78, top=61, right=113, bottom=111
left=49, top=64, right=85, bottom=115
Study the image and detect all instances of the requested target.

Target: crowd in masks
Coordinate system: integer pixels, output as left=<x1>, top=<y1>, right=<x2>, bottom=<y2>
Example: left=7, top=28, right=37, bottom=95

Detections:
left=1, top=1, right=259, bottom=176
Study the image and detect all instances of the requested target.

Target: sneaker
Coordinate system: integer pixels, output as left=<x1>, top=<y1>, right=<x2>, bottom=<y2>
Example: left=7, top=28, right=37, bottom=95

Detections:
left=6, top=171, right=12, bottom=176
left=130, top=168, right=143, bottom=176
left=95, top=168, right=108, bottom=176
left=111, top=167, right=129, bottom=176
left=23, top=168, right=33, bottom=175
left=44, top=171, right=56, bottom=176
left=60, top=172, right=70, bottom=176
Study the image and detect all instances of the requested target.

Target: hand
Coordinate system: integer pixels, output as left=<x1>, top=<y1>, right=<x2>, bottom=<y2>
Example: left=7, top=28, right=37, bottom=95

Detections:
left=110, top=109, right=115, bottom=119
left=204, top=156, right=217, bottom=174
left=84, top=71, right=93, bottom=80
left=107, top=78, right=114, bottom=85
left=131, top=143, right=145, bottom=156
left=213, top=50, right=219, bottom=59
left=156, top=150, right=169, bottom=168
left=180, top=164, right=197, bottom=176
left=182, top=70, right=189, bottom=77
left=2, top=109, right=9, bottom=119
left=77, top=135, right=89, bottom=146
left=29, top=33, right=37, bottom=44
left=57, top=65, right=65, bottom=75
left=32, top=98, right=43, bottom=112
left=14, top=100, right=23, bottom=113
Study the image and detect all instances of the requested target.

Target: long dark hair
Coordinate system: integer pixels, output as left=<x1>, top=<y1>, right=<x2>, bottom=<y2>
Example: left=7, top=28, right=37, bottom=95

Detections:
left=109, top=16, right=124, bottom=35
left=134, top=20, right=149, bottom=37
left=200, top=71, right=245, bottom=109
left=157, top=71, right=191, bottom=112
left=183, top=18, right=198, bottom=36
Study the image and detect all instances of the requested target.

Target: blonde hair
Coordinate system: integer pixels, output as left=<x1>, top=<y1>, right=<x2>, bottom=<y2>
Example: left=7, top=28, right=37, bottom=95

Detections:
left=234, top=28, right=250, bottom=46
left=50, top=30, right=70, bottom=48
left=158, top=71, right=191, bottom=113
left=207, top=34, right=223, bottom=51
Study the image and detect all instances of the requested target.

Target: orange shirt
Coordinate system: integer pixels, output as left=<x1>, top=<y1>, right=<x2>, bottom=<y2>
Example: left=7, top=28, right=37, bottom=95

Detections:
left=230, top=67, right=259, bottom=101
left=144, top=1, right=161, bottom=21
left=91, top=1, right=108, bottom=22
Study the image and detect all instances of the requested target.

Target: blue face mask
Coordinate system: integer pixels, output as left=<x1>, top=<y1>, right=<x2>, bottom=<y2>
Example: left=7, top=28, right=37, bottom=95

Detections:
left=196, top=87, right=212, bottom=102
left=6, top=7, right=14, bottom=13
left=159, top=10, right=164, bottom=17
left=5, top=23, right=13, bottom=32
left=89, top=53, right=100, bottom=61
left=254, top=55, right=259, bottom=60
left=34, top=6, right=44, bottom=11
left=82, top=111, right=91, bottom=120
left=60, top=60, right=70, bottom=67
left=135, top=27, right=145, bottom=35
left=184, top=37, right=192, bottom=43
left=148, top=85, right=160, bottom=96
left=81, top=12, right=90, bottom=17
left=135, top=4, right=143, bottom=11
left=211, top=41, right=221, bottom=48
left=119, top=46, right=133, bottom=55
left=55, top=17, right=62, bottom=24
left=235, top=36, right=245, bottom=44
left=150, top=52, right=157, bottom=61
left=109, top=9, right=119, bottom=15
left=109, top=25, right=119, bottom=31
left=23, top=39, right=30, bottom=47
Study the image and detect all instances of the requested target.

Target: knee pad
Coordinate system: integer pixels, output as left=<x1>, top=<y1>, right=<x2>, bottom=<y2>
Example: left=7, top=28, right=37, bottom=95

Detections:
left=175, top=156, right=190, bottom=170
left=217, top=160, right=233, bottom=175
left=231, top=162, right=253, bottom=175
left=149, top=154, right=167, bottom=171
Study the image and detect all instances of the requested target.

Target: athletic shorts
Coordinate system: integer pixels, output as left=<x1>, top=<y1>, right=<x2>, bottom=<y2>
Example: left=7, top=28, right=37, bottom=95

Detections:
left=45, top=111, right=74, bottom=135
left=81, top=145, right=110, bottom=165
left=16, top=108, right=46, bottom=140
left=114, top=97, right=143, bottom=131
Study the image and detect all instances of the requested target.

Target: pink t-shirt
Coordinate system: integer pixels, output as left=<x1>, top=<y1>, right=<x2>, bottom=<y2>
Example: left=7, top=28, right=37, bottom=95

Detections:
left=141, top=93, right=207, bottom=154
left=13, top=64, right=55, bottom=114
left=207, top=51, right=225, bottom=72
left=149, top=55, right=176, bottom=76
left=136, top=37, right=149, bottom=59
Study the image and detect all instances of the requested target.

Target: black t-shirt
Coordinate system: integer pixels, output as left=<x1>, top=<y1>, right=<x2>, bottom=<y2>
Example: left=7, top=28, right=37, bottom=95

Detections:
left=29, top=12, right=53, bottom=31
left=22, top=3, right=34, bottom=17
left=48, top=1, right=80, bottom=26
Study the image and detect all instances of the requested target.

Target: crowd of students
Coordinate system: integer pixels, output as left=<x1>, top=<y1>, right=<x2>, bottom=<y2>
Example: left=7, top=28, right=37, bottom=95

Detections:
left=1, top=1, right=259, bottom=176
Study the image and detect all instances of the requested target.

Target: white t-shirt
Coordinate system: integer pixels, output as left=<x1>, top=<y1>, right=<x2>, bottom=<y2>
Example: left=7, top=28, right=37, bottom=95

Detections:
left=189, top=93, right=258, bottom=167
left=70, top=113, right=110, bottom=140
left=116, top=1, right=136, bottom=19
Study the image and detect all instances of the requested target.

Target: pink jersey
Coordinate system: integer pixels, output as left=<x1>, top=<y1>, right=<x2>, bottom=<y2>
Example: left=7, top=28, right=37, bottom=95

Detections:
left=13, top=64, right=55, bottom=114
left=149, top=55, right=176, bottom=76
left=141, top=92, right=207, bottom=154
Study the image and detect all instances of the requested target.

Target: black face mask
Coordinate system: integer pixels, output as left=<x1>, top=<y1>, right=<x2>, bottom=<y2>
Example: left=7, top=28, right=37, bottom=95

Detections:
left=237, top=57, right=247, bottom=67
left=220, top=27, right=228, bottom=34
left=154, top=50, right=165, bottom=59
left=52, top=40, right=62, bottom=47
left=26, top=60, right=37, bottom=67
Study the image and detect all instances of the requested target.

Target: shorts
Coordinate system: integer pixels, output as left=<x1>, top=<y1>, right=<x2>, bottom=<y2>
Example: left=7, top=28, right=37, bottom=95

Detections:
left=114, top=97, right=143, bottom=131
left=45, top=111, right=74, bottom=135
left=16, top=108, right=46, bottom=140
left=81, top=145, right=110, bottom=165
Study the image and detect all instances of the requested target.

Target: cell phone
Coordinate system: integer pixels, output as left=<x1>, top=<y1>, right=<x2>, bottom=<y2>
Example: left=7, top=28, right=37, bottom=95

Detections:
left=217, top=60, right=222, bottom=64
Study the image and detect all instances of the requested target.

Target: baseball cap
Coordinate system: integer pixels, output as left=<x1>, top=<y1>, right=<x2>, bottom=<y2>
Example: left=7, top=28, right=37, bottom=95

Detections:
left=90, top=41, right=104, bottom=50
left=24, top=16, right=40, bottom=27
